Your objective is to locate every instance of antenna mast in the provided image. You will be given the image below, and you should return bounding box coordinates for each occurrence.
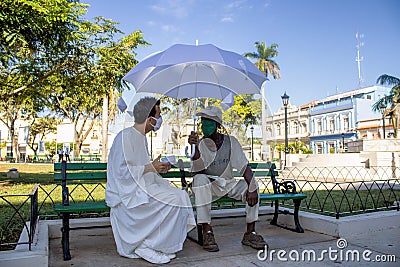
[356,32,364,87]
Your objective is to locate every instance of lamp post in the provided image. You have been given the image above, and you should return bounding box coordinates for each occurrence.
[250,126,254,161]
[295,137,299,153]
[341,133,345,151]
[281,92,290,166]
[379,102,387,139]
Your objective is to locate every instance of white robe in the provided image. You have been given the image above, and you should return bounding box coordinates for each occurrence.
[106,127,196,258]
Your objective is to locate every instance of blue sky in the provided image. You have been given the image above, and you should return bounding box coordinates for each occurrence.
[83,0,399,113]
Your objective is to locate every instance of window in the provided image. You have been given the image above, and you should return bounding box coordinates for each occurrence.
[329,118,335,133]
[317,120,322,135]
[343,117,349,131]
[276,124,281,136]
[294,122,299,134]
[317,144,322,154]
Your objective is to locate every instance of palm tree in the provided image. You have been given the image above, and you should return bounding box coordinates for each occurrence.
[243,41,280,80]
[244,41,281,160]
[372,74,400,138]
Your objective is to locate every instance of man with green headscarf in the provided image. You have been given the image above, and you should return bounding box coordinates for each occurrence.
[188,106,267,252]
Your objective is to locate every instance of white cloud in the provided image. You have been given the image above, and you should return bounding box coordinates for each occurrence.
[147,21,156,27]
[221,16,234,23]
[161,24,178,33]
[150,0,193,19]
[227,0,245,9]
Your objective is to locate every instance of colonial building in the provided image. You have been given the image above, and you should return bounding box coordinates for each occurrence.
[265,102,310,159]
[309,85,390,154]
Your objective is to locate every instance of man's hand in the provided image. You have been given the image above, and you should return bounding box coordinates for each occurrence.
[188,131,199,145]
[152,155,171,174]
[246,190,258,207]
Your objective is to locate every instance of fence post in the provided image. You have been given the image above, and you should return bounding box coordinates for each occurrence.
[29,184,39,250]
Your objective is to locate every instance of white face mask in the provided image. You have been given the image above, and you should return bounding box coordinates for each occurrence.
[150,116,163,131]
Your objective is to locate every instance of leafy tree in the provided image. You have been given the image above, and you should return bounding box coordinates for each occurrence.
[45,140,56,157]
[372,74,400,138]
[92,24,149,160]
[0,93,44,159]
[218,95,261,143]
[160,97,194,151]
[0,0,87,99]
[44,17,148,157]
[0,0,87,158]
[27,117,58,157]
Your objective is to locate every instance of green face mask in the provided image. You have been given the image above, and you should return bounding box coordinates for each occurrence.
[201,119,217,137]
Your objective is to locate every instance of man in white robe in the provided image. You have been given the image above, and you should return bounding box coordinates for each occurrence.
[106,97,196,264]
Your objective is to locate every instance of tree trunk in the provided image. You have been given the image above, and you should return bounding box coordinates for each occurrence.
[392,103,399,138]
[101,95,109,162]
[10,120,18,160]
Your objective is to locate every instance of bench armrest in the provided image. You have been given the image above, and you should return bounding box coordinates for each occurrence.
[267,161,298,194]
[275,180,297,194]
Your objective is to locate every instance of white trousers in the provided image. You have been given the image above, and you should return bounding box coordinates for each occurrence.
[192,174,259,224]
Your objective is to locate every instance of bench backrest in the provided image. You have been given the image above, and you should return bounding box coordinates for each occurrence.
[53,161,278,182]
[54,162,107,181]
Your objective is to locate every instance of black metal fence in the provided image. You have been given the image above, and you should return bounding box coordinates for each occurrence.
[1,166,399,250]
[0,184,39,251]
[257,166,400,218]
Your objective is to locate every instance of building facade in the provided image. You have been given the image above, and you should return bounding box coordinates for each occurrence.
[309,85,391,154]
[265,102,310,159]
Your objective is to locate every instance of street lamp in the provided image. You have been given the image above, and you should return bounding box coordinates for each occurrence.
[341,133,345,151]
[295,137,299,153]
[379,102,387,139]
[250,126,254,161]
[281,92,290,166]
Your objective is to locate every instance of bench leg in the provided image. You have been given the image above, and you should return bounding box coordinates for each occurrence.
[61,213,72,260]
[293,199,304,233]
[270,200,279,226]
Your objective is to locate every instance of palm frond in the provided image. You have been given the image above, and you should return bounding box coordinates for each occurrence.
[372,95,393,112]
[376,74,400,86]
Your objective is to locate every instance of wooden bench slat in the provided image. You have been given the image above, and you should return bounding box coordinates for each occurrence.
[54,172,107,180]
[54,201,109,213]
[54,162,107,171]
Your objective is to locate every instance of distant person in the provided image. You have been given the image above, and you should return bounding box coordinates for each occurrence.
[57,148,64,162]
[64,147,71,162]
[188,106,268,252]
[106,97,195,264]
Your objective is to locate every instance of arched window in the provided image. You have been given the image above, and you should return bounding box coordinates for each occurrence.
[294,121,299,134]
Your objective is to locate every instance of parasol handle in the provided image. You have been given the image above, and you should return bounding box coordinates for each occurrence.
[185,144,196,158]
[185,97,197,158]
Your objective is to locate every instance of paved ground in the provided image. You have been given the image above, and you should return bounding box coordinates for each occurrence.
[49,215,399,267]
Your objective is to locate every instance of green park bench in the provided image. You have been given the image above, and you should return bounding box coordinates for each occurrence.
[53,160,306,260]
[53,161,109,261]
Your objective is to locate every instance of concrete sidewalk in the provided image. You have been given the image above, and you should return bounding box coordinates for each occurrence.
[48,214,399,267]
